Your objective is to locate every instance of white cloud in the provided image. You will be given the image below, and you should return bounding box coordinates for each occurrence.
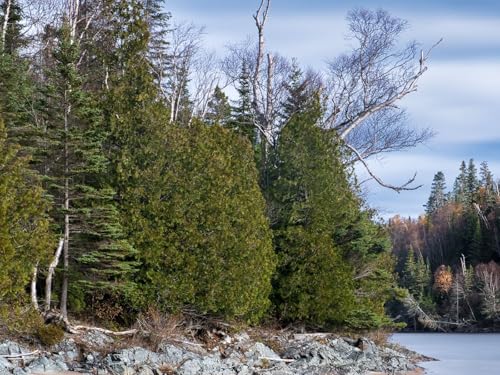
[168,4,500,218]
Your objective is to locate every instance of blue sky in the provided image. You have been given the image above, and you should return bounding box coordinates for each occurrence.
[167,0,500,219]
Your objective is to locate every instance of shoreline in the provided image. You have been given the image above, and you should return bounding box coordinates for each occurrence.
[0,329,423,375]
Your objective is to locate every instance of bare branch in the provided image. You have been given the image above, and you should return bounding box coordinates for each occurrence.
[345,142,422,192]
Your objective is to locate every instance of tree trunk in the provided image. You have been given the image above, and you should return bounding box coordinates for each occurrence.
[60,90,71,321]
[0,0,11,52]
[45,238,64,311]
[31,263,39,310]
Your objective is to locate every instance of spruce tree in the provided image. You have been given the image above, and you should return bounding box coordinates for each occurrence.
[37,21,138,319]
[230,62,255,143]
[425,171,447,215]
[453,160,467,204]
[466,158,479,204]
[281,60,310,120]
[0,0,33,137]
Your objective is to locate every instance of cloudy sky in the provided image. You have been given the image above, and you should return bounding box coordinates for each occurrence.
[167,0,500,219]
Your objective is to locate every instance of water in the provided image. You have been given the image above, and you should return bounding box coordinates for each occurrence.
[392,333,500,375]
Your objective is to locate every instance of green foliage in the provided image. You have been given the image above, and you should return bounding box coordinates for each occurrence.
[0,306,44,338]
[426,171,447,215]
[135,123,276,322]
[345,308,403,330]
[36,324,65,347]
[207,86,232,125]
[0,116,52,305]
[401,247,431,301]
[271,99,357,325]
[229,62,255,143]
[38,22,139,312]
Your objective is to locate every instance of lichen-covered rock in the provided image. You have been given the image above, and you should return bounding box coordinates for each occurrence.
[0,333,418,375]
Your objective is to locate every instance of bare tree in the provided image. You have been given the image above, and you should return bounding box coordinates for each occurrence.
[153,22,204,124]
[190,50,222,123]
[476,261,500,320]
[323,9,440,191]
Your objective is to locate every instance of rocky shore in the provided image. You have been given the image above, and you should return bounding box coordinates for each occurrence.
[0,330,426,375]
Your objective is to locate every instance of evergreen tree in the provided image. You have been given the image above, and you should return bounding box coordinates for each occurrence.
[136,123,276,322]
[281,60,310,120]
[37,21,138,319]
[0,0,33,136]
[0,0,26,54]
[143,0,170,89]
[466,158,479,204]
[0,115,52,307]
[479,161,496,207]
[271,97,356,325]
[425,171,447,215]
[206,85,231,126]
[230,62,255,143]
[453,160,467,204]
[401,247,430,301]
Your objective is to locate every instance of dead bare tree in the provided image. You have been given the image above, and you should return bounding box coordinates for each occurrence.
[190,50,222,123]
[323,9,440,191]
[154,22,204,124]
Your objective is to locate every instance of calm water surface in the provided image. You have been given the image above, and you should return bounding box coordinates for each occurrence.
[392,333,500,375]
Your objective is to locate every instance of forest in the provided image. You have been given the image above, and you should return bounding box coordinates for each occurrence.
[0,0,474,340]
[390,160,500,330]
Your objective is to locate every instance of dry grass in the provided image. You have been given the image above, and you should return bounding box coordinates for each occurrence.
[133,307,185,351]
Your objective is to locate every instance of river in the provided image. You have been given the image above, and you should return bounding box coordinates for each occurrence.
[392,333,500,374]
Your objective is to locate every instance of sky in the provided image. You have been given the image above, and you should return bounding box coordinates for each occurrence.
[167,0,500,219]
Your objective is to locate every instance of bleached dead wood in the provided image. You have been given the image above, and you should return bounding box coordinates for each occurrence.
[31,262,39,310]
[44,238,64,311]
[0,350,40,359]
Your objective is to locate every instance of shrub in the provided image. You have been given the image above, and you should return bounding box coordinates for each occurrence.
[36,324,65,346]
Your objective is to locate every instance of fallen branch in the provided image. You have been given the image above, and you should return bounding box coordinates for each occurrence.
[259,356,295,363]
[0,350,40,359]
[69,325,138,336]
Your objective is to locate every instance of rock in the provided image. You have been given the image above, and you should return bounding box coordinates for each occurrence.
[12,368,28,375]
[244,342,281,368]
[0,357,13,370]
[137,365,154,375]
[52,338,79,361]
[26,355,69,373]
[0,341,31,356]
[78,330,114,349]
[177,355,235,375]
[0,332,418,375]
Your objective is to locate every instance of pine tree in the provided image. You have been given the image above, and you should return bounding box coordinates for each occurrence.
[271,97,356,325]
[479,161,496,207]
[425,171,447,215]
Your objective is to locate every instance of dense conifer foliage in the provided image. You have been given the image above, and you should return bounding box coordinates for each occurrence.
[135,123,275,322]
[0,0,411,331]
[0,117,52,306]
